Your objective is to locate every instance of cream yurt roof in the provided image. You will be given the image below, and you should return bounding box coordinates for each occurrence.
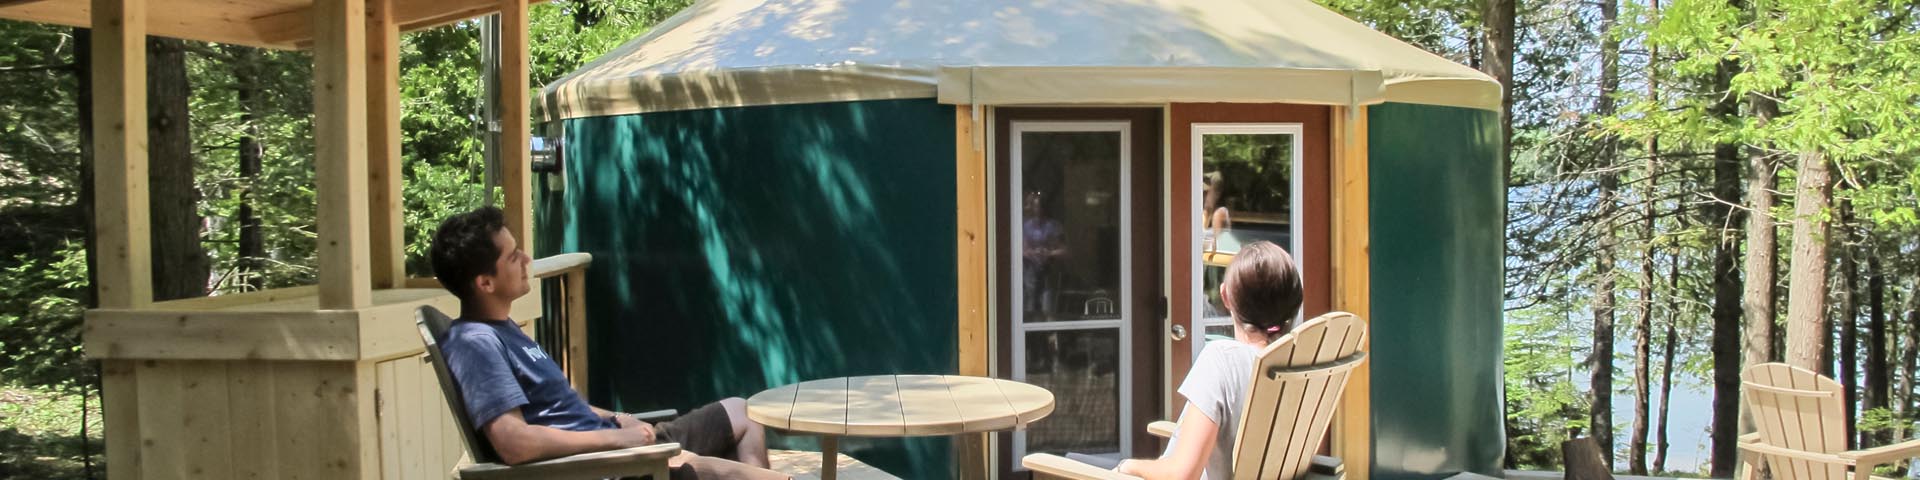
[539,0,1500,121]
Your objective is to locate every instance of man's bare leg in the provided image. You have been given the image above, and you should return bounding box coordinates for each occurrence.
[720,397,770,468]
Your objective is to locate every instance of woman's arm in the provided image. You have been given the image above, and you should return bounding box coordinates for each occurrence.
[1116,403,1218,480]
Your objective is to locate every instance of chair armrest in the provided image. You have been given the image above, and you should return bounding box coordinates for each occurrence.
[1022,453,1140,480]
[1307,455,1347,480]
[457,443,682,480]
[1146,421,1178,439]
[1739,433,1761,444]
[631,409,679,422]
[1311,455,1344,475]
[1840,438,1920,469]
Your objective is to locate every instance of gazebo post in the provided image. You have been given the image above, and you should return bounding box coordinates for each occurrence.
[953,104,991,478]
[366,0,405,290]
[90,2,151,478]
[90,0,152,312]
[1331,105,1372,480]
[498,0,532,253]
[314,0,372,310]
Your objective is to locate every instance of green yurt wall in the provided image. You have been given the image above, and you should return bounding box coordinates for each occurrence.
[536,98,959,478]
[1366,102,1507,480]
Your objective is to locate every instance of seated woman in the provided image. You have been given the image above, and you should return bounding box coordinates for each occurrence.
[1075,240,1303,480]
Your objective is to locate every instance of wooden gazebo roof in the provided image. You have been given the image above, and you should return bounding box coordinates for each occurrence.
[0,0,543,49]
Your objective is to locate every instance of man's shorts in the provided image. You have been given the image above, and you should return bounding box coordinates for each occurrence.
[655,401,736,458]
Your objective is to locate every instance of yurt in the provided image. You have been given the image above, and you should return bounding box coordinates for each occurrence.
[535,0,1506,478]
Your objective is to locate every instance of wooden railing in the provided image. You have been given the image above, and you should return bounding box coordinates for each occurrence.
[531,252,593,397]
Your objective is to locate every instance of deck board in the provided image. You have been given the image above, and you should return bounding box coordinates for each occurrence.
[769,449,899,480]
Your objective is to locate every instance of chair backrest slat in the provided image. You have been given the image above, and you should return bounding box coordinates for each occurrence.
[1740,363,1848,480]
[1232,312,1368,480]
[417,305,500,464]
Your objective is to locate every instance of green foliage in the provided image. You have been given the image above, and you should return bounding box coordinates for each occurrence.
[1504,300,1590,469]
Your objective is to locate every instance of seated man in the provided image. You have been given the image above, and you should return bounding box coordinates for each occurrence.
[430,206,774,475]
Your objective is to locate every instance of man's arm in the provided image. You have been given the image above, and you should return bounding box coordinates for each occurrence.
[484,409,656,465]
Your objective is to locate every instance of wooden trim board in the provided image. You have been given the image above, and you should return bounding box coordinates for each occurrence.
[1329,105,1371,480]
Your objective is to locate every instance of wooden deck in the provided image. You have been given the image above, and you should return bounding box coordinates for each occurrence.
[769,449,900,480]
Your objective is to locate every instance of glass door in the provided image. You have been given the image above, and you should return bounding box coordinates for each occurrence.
[1191,124,1304,351]
[1010,121,1134,462]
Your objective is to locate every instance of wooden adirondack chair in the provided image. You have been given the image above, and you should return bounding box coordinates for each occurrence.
[1023,312,1368,480]
[1739,363,1920,480]
[417,305,682,480]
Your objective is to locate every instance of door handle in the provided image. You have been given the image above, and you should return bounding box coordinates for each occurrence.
[1170,324,1188,341]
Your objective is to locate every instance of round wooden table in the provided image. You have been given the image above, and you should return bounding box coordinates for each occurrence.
[746,375,1054,480]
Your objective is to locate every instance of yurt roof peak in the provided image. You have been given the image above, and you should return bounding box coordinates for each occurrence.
[539,0,1500,121]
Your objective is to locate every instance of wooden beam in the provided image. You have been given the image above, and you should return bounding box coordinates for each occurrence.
[84,309,361,361]
[313,0,372,309]
[953,105,991,480]
[91,0,152,310]
[1330,105,1371,480]
[1,1,300,49]
[147,285,319,311]
[499,0,533,252]
[366,0,405,289]
[255,0,551,52]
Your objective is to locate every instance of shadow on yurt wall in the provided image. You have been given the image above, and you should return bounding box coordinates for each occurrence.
[1368,102,1506,480]
[536,98,959,478]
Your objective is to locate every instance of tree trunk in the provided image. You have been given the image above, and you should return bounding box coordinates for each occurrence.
[1591,0,1622,468]
[228,46,265,291]
[146,37,207,302]
[1899,282,1918,437]
[1784,150,1834,374]
[75,27,97,309]
[1629,127,1659,477]
[1839,208,1859,449]
[1741,92,1781,442]
[1866,252,1888,446]
[1707,8,1748,473]
[1482,0,1515,183]
[1903,288,1920,435]
[1655,258,1680,474]
[73,27,100,480]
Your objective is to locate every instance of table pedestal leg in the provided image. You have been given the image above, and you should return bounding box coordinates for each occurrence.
[821,435,839,480]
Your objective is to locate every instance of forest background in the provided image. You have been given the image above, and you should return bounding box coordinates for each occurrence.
[2,0,1918,477]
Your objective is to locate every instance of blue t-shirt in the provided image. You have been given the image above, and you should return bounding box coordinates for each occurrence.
[441,318,614,433]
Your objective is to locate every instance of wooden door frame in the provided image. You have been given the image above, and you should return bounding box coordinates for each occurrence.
[992,107,1164,478]
[1167,103,1334,410]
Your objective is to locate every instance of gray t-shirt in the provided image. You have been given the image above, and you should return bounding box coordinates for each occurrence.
[1165,340,1259,480]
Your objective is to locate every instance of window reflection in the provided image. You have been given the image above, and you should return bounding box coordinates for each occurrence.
[1198,132,1296,340]
[1021,131,1122,323]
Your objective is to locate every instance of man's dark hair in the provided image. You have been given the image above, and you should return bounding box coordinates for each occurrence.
[431,206,508,301]
[1225,241,1305,337]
